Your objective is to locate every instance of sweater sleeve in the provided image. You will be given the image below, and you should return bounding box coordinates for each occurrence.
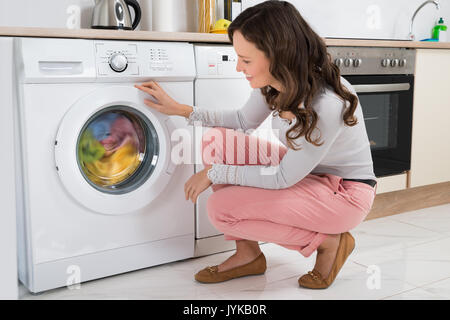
[186,88,272,131]
[206,95,345,189]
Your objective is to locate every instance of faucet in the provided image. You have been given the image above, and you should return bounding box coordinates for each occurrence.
[408,0,440,40]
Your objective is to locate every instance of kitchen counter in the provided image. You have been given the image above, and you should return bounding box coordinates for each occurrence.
[1,26,450,49]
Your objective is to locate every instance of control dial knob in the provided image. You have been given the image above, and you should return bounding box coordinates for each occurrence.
[334,58,344,67]
[344,58,353,67]
[109,52,128,72]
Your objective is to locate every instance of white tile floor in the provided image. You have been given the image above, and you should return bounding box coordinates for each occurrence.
[19,203,450,300]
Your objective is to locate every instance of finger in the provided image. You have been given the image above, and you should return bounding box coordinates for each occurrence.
[140,80,160,86]
[143,99,161,111]
[187,186,193,201]
[140,81,161,89]
[188,187,195,203]
[192,192,198,204]
[134,84,157,96]
[138,80,156,87]
[135,83,150,91]
[185,187,190,201]
[153,81,162,89]
[134,85,156,98]
[184,184,190,200]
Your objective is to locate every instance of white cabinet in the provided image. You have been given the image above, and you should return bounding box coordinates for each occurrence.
[0,38,18,299]
[375,173,408,194]
[410,49,450,188]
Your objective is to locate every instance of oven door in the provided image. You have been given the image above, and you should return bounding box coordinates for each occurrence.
[343,74,414,177]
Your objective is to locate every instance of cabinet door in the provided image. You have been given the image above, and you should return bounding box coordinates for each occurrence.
[410,49,450,187]
[0,37,18,299]
[376,173,407,194]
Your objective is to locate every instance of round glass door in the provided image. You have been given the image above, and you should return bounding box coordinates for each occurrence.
[76,106,159,194]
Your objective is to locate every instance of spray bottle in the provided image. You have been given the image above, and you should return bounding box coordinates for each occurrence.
[432,17,447,42]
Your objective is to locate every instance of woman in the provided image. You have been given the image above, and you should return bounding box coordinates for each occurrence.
[135,1,376,289]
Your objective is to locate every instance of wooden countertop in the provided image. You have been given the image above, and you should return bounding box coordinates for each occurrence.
[1,26,450,49]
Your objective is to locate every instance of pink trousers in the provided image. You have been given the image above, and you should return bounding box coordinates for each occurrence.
[201,127,377,258]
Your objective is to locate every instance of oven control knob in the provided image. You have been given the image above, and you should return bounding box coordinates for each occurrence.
[109,52,128,72]
[381,58,391,67]
[344,58,353,67]
[391,59,399,67]
[353,58,362,67]
[334,58,344,67]
[399,59,407,67]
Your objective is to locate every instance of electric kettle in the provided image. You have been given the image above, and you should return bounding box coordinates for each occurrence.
[91,0,141,30]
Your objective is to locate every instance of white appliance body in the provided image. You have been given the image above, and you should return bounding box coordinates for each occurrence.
[0,37,19,299]
[14,38,196,293]
[193,45,279,257]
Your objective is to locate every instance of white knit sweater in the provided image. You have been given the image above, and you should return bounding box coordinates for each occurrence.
[186,76,376,189]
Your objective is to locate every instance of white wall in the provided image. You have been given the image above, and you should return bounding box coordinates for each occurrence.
[0,0,154,31]
[1,0,448,40]
[244,0,450,41]
[0,37,18,300]
[0,0,96,29]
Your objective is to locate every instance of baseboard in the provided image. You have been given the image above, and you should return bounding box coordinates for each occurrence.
[365,181,450,221]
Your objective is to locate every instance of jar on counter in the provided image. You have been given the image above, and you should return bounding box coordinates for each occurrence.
[198,0,216,33]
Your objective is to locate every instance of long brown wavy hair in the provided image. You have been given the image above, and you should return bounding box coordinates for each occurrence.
[228,1,359,150]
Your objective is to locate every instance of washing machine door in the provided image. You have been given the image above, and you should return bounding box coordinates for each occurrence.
[55,86,176,215]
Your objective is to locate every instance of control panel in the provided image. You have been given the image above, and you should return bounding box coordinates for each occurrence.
[207,52,237,75]
[149,47,173,72]
[94,40,195,80]
[327,46,416,75]
[194,45,243,78]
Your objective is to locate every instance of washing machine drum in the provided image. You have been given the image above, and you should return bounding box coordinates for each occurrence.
[77,106,158,194]
[55,86,174,215]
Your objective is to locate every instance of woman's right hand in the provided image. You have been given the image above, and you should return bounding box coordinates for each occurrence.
[135,81,190,117]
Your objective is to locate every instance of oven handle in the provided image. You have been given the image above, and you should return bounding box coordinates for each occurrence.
[353,83,410,93]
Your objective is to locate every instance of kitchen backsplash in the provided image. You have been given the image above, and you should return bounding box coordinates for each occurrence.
[0,0,448,41]
[243,0,450,41]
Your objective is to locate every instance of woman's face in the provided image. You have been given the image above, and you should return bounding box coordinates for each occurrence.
[233,30,282,91]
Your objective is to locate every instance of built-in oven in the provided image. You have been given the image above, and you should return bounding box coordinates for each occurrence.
[328,46,416,177]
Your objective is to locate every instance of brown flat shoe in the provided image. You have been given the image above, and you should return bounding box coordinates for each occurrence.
[194,253,267,283]
[298,232,355,289]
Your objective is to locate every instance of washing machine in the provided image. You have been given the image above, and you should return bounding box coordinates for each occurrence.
[13,38,196,293]
[193,45,280,257]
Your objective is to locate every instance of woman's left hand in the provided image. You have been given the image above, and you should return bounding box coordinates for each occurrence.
[184,165,213,204]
